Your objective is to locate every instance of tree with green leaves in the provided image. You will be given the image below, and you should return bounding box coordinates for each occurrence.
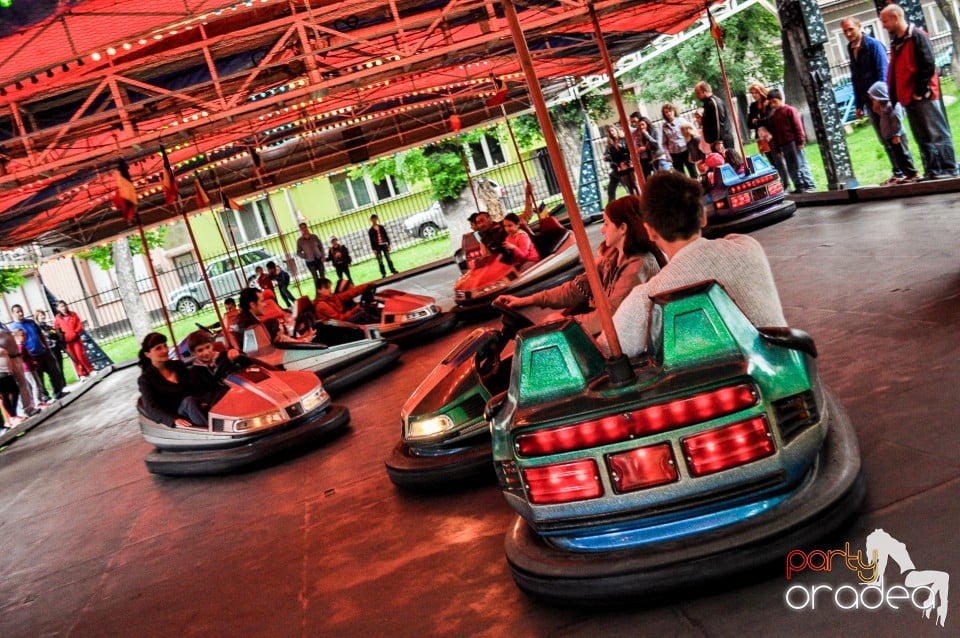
[0,268,25,295]
[78,227,167,342]
[625,5,783,112]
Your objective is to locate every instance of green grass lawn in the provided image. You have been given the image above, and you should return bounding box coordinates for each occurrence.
[85,233,456,370]
[801,78,960,188]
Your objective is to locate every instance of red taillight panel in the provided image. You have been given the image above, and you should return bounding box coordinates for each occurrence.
[730,173,776,194]
[682,416,775,476]
[607,444,678,493]
[523,459,602,504]
[730,192,752,208]
[515,384,757,457]
[768,180,784,195]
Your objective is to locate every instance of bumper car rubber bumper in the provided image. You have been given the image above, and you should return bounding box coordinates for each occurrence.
[704,200,797,238]
[503,389,865,604]
[144,404,351,476]
[453,264,585,319]
[380,311,458,346]
[320,343,401,395]
[384,440,494,489]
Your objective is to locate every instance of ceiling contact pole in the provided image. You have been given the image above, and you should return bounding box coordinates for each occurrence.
[134,213,178,355]
[587,2,645,190]
[180,210,225,331]
[261,194,302,298]
[501,0,631,382]
[500,104,531,186]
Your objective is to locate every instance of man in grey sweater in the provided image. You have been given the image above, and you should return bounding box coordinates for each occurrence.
[607,172,787,358]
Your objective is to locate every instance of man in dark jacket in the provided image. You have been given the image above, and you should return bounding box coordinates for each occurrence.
[327,237,353,283]
[10,304,66,401]
[843,16,904,184]
[267,261,295,307]
[368,214,399,277]
[695,81,734,152]
[881,4,957,179]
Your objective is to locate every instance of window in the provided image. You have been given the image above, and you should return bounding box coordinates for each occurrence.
[924,5,948,35]
[466,133,506,171]
[332,174,408,212]
[218,199,277,244]
[373,174,408,200]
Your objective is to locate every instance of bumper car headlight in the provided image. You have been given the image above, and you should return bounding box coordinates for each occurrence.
[405,414,455,440]
[402,307,433,321]
[478,280,508,295]
[229,410,286,433]
[301,387,330,413]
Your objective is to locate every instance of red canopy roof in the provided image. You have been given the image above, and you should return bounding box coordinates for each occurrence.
[0,0,706,248]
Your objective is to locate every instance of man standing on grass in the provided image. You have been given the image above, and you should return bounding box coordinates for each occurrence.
[881,4,957,180]
[843,16,912,185]
[368,215,399,278]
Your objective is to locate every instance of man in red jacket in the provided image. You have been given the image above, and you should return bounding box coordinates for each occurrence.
[54,301,94,378]
[767,89,816,193]
[881,4,957,179]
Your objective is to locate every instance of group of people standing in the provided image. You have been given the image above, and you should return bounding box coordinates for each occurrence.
[606,2,958,199]
[294,214,401,295]
[0,301,95,431]
[843,6,956,183]
[604,80,775,201]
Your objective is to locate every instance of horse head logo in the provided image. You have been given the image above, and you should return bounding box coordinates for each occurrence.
[865,528,949,627]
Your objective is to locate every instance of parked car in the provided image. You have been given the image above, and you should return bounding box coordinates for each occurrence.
[402,202,448,239]
[168,248,279,316]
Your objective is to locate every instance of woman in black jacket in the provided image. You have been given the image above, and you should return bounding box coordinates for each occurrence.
[137,332,207,427]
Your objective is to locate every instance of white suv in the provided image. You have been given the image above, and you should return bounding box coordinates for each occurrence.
[168,248,279,315]
[402,202,448,239]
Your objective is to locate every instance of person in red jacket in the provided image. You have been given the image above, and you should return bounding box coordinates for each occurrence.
[766,89,816,193]
[881,3,957,180]
[313,279,378,324]
[53,301,94,378]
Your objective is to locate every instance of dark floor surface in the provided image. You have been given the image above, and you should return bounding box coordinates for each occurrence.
[1,194,957,637]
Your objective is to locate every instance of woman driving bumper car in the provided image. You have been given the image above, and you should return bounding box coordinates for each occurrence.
[498,195,665,334]
[137,332,208,428]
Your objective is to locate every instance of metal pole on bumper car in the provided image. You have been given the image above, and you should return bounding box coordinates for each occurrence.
[196,170,245,291]
[586,3,645,191]
[261,194,303,299]
[179,210,226,332]
[133,212,178,355]
[706,7,747,163]
[501,0,631,381]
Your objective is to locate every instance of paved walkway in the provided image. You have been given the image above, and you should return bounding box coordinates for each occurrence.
[0,194,957,637]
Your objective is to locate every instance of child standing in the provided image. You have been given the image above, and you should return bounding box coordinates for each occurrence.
[255,266,274,295]
[267,261,295,307]
[327,237,353,283]
[867,81,920,185]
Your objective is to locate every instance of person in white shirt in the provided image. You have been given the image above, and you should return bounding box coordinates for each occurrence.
[606,172,787,357]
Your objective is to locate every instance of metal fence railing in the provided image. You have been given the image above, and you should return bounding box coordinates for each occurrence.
[56,152,581,346]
